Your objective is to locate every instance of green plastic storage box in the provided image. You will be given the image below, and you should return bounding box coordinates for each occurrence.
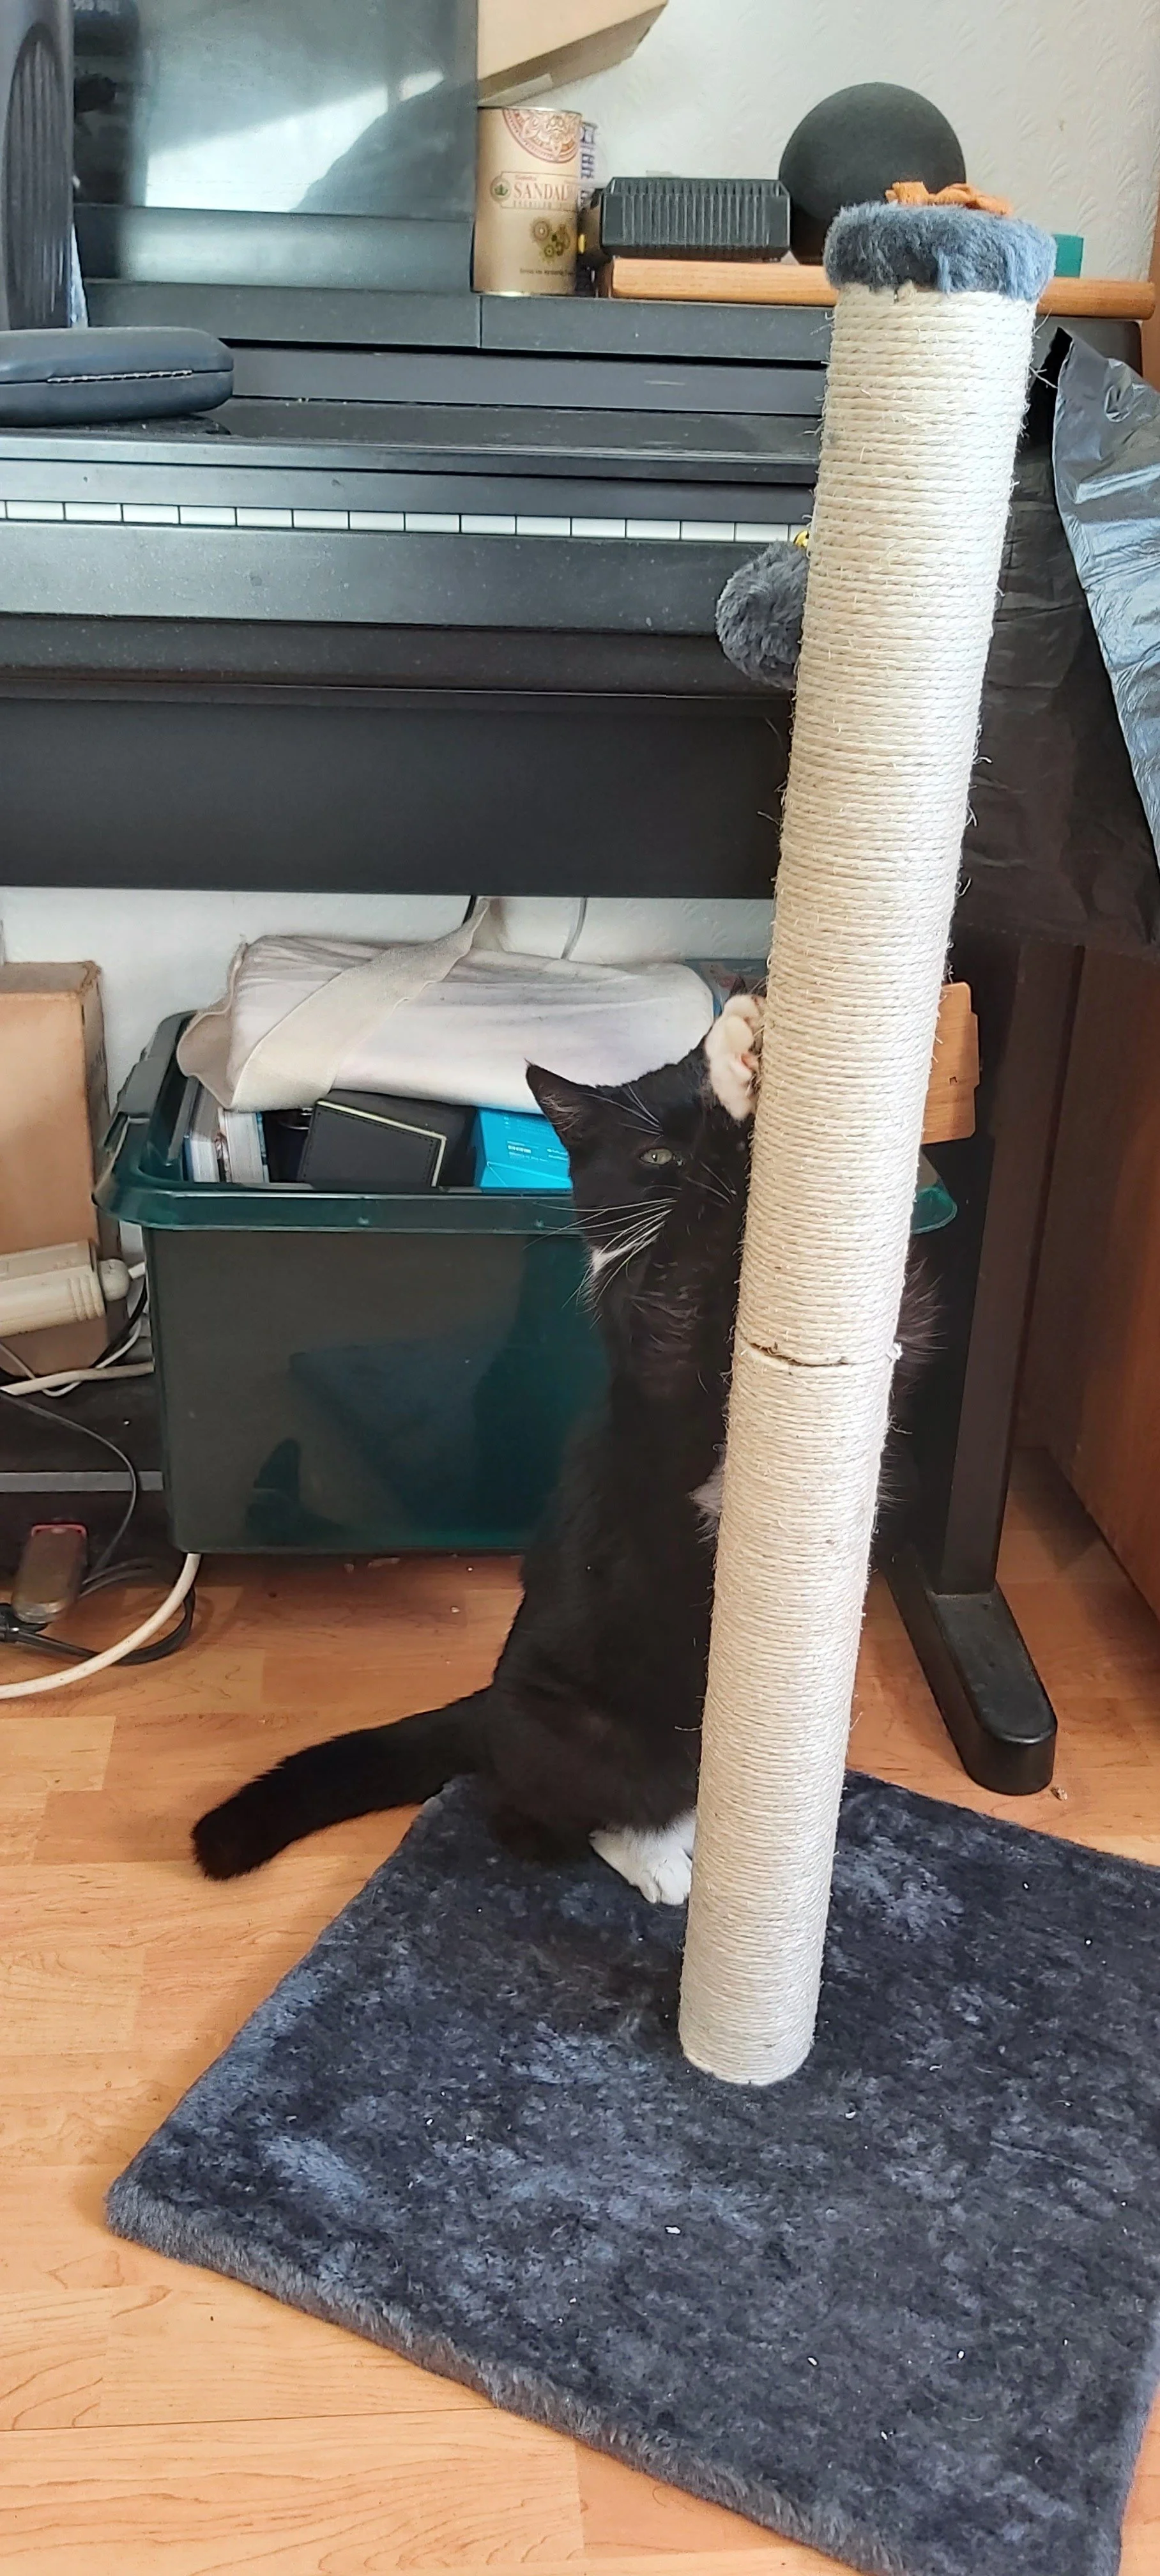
[97,1020,605,1556]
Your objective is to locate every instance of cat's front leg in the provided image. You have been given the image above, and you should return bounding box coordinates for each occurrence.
[591,1810,696,1905]
[704,990,763,1122]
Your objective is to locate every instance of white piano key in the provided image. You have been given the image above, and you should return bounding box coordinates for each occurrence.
[626,518,681,540]
[6,500,65,522]
[349,510,405,531]
[461,514,516,535]
[292,508,349,530]
[123,502,180,525]
[680,520,735,542]
[178,504,237,527]
[404,511,460,532]
[236,505,293,528]
[734,521,791,545]
[515,515,572,537]
[64,502,123,523]
[569,518,627,539]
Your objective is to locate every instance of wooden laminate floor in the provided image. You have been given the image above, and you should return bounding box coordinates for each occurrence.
[1,1449,1158,2573]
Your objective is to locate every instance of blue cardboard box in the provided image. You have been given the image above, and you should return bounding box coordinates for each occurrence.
[474,1107,572,1191]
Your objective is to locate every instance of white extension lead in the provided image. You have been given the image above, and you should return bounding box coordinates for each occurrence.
[0,1241,133,1338]
[2,1363,155,1397]
[0,1553,201,1699]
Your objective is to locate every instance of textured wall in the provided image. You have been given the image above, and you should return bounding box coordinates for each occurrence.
[558,0,1160,278]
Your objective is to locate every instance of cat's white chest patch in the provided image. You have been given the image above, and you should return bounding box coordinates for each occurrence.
[691,1460,724,1524]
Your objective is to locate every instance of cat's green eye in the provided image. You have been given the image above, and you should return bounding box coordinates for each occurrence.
[639,1144,678,1169]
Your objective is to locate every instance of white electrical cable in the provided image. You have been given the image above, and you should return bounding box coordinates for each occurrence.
[0,1552,201,1699]
[2,1362,154,1398]
[1,1284,151,1400]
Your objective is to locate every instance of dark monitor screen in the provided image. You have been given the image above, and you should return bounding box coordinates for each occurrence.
[74,0,477,222]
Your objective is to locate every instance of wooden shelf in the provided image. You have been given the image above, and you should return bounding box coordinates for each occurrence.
[600,257,1156,321]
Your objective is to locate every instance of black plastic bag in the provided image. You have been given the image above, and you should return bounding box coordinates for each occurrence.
[959,342,1159,954]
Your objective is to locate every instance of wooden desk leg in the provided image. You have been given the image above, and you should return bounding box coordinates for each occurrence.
[887,935,1082,1792]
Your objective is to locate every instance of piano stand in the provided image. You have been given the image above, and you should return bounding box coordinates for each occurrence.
[886,1558,1057,1795]
[887,936,1081,1794]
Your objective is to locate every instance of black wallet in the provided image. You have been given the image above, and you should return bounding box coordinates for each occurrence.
[0,327,234,425]
[299,1092,474,1193]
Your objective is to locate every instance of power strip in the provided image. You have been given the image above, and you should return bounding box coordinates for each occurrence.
[0,1241,130,1338]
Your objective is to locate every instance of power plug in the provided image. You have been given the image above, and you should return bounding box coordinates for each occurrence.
[0,1242,129,1338]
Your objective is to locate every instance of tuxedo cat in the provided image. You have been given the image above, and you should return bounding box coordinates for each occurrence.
[193,997,931,1906]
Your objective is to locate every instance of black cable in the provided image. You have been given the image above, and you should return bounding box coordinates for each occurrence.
[0,1388,140,1579]
[0,1287,167,1637]
[89,1279,149,1374]
[0,1586,196,1667]
[81,1556,174,1598]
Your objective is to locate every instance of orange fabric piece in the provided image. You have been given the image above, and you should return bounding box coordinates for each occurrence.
[886,180,1014,218]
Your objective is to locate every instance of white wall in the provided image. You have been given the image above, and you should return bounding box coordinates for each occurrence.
[0,890,460,1096]
[558,0,1160,277]
[7,0,1157,1057]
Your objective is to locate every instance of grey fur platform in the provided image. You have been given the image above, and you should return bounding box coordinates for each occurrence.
[825,201,1056,300]
[108,1775,1160,2576]
[716,539,807,686]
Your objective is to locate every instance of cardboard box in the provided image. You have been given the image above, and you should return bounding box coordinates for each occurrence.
[0,962,118,1372]
[923,981,979,1146]
[478,0,666,104]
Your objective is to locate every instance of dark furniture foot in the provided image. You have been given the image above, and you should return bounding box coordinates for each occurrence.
[890,936,1081,1793]
[886,1544,1057,1793]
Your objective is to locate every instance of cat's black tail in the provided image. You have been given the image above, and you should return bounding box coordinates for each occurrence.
[191,1691,491,1881]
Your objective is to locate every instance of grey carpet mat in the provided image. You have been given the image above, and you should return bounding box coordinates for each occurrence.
[107,1777,1160,2576]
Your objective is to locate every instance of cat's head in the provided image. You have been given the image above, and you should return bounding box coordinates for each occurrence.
[526,1048,706,1287]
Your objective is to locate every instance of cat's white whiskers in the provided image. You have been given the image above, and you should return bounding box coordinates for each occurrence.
[618,1084,662,1133]
[587,1210,666,1294]
[585,1202,668,1230]
[591,1222,664,1275]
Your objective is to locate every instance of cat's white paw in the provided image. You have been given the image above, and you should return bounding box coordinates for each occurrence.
[705,992,763,1122]
[591,1813,696,1905]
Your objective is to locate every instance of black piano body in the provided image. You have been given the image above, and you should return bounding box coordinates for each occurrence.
[0,286,1151,1798]
[0,295,832,896]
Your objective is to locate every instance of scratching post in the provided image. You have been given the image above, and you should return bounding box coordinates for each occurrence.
[680,204,1055,2086]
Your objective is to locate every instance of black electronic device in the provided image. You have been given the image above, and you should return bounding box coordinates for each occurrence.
[0,0,73,327]
[581,176,790,266]
[73,0,478,300]
[299,1091,474,1192]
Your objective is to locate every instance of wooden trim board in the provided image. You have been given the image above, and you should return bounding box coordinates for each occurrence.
[924,981,979,1146]
[1023,950,1160,1620]
[600,257,1155,320]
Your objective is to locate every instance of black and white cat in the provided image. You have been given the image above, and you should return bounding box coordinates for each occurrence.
[193,996,930,1907]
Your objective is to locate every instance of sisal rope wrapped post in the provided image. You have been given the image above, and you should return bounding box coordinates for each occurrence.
[680,204,1055,2087]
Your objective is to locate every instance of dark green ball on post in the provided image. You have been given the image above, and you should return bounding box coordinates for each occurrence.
[779,83,966,263]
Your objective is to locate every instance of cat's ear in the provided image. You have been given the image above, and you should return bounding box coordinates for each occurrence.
[526,1064,599,1146]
